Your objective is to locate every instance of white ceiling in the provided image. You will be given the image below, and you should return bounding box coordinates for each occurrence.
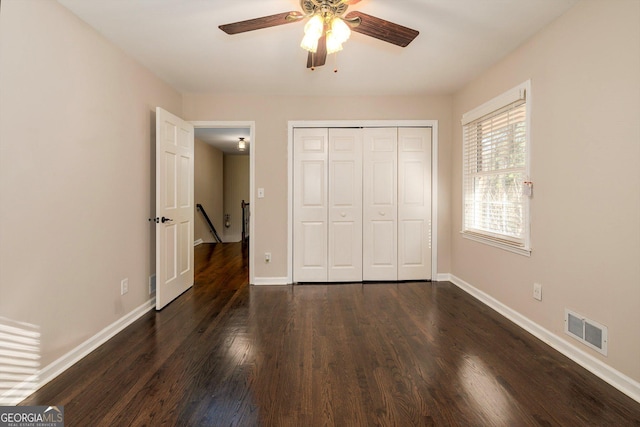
[57,0,578,151]
[194,127,250,154]
[57,0,579,98]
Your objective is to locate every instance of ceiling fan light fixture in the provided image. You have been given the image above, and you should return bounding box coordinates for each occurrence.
[300,32,320,52]
[301,14,324,52]
[330,17,350,44]
[326,31,343,54]
[304,14,324,38]
[237,137,247,152]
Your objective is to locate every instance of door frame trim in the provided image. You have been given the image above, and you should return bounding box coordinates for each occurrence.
[287,120,439,283]
[191,120,256,285]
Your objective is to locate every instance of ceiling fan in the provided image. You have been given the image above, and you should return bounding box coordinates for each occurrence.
[219,0,419,70]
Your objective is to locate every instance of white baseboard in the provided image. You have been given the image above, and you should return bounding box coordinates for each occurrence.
[252,277,289,286]
[1,298,156,405]
[448,274,640,403]
[436,273,452,282]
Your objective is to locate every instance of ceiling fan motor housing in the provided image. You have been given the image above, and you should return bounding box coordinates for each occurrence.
[302,0,349,19]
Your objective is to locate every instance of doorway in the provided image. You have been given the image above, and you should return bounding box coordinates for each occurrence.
[192,121,255,284]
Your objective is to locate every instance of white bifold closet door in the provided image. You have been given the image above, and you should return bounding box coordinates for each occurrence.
[294,126,431,283]
[362,127,432,281]
[397,127,432,280]
[327,128,363,281]
[293,128,328,282]
[293,128,362,282]
[363,128,398,280]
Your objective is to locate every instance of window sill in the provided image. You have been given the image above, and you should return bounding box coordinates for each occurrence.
[461,231,531,257]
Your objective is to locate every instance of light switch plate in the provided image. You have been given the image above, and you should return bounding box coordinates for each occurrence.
[533,283,542,301]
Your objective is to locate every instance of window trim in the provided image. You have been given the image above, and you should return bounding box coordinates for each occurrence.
[460,80,532,256]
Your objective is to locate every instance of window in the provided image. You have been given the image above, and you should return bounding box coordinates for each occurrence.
[461,81,531,255]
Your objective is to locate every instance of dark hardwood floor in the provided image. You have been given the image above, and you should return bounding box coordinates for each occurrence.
[22,242,640,426]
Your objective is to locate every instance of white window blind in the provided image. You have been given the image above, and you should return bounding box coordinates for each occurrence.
[462,83,530,254]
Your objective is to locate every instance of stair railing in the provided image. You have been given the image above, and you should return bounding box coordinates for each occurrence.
[196,204,223,243]
[241,200,250,242]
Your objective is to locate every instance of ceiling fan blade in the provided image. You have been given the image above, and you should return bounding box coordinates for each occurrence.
[307,34,327,69]
[343,0,361,4]
[345,11,419,47]
[219,11,303,35]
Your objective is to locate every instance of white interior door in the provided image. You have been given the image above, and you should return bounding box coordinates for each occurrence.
[293,128,328,282]
[363,128,398,281]
[398,127,432,280]
[156,107,194,310]
[328,128,363,282]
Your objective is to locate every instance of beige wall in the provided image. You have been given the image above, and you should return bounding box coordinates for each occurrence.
[182,94,453,280]
[451,0,640,382]
[0,1,182,367]
[223,155,250,242]
[194,138,223,243]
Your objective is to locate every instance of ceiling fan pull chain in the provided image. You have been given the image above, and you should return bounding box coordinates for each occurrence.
[334,52,338,73]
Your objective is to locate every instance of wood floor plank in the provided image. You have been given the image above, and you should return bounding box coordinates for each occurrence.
[20,242,640,426]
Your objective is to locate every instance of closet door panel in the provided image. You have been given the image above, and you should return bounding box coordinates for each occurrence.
[372,220,396,265]
[363,128,397,281]
[328,128,362,282]
[398,127,432,280]
[294,128,328,282]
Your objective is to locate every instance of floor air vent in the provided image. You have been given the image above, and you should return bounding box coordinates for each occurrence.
[564,309,608,355]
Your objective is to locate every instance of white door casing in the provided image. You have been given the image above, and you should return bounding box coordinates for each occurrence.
[328,128,363,282]
[156,107,194,310]
[363,128,398,281]
[398,127,432,280]
[293,128,328,282]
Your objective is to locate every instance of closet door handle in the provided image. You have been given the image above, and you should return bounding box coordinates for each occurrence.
[379,211,386,216]
[340,212,347,217]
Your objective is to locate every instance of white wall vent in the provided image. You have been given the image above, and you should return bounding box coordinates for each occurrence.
[564,309,608,356]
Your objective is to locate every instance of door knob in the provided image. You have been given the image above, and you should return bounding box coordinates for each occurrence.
[379,211,386,216]
[161,216,173,223]
[340,212,347,217]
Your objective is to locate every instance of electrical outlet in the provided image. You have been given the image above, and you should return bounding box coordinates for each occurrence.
[121,278,129,295]
[265,252,271,263]
[533,283,542,301]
